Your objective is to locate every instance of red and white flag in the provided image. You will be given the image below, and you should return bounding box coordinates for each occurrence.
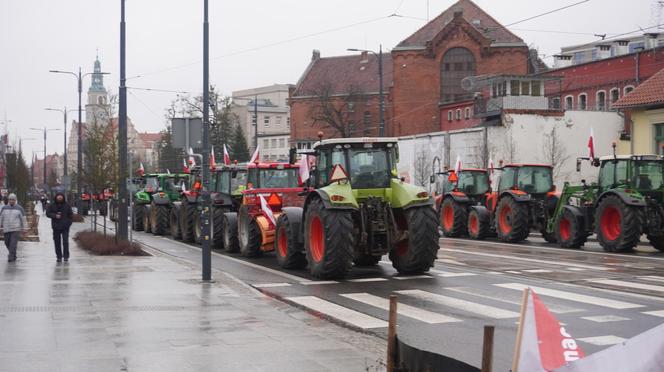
[223,144,231,165]
[180,180,187,192]
[137,162,145,176]
[298,155,310,186]
[188,147,196,166]
[513,288,585,372]
[588,127,596,160]
[209,146,217,169]
[259,195,277,227]
[553,323,664,372]
[249,146,260,163]
[454,155,462,175]
[182,158,190,173]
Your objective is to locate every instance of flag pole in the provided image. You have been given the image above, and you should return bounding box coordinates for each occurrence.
[511,288,529,372]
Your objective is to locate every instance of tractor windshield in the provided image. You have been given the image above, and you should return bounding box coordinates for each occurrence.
[145,177,159,193]
[231,171,247,193]
[260,168,298,188]
[456,171,490,195]
[516,166,552,194]
[348,148,394,189]
[633,161,664,191]
[163,177,181,192]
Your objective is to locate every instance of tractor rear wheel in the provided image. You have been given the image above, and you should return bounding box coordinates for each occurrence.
[390,206,438,274]
[151,204,169,236]
[275,214,306,269]
[595,195,641,252]
[467,209,489,240]
[180,200,196,243]
[143,205,152,234]
[132,204,144,231]
[304,198,354,279]
[211,207,225,249]
[170,205,182,239]
[440,198,468,237]
[239,209,262,257]
[647,234,664,252]
[495,197,529,243]
[556,208,586,248]
[223,212,239,253]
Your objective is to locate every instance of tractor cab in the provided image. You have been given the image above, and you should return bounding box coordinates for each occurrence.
[598,155,664,197]
[211,164,248,208]
[246,162,299,189]
[438,169,490,196]
[497,164,554,195]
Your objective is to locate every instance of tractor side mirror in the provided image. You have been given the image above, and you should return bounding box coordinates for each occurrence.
[288,147,297,165]
[429,175,436,184]
[576,158,582,172]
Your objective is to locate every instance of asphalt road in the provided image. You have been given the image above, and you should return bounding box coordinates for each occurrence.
[92,215,664,372]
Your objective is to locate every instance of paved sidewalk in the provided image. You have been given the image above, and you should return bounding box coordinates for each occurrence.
[0,211,385,372]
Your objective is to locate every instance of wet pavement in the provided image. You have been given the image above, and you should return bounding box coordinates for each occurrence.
[0,211,386,372]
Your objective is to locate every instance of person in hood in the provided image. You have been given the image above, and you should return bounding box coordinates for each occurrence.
[46,193,73,262]
[0,193,28,262]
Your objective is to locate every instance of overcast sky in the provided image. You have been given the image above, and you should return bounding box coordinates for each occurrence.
[0,0,656,159]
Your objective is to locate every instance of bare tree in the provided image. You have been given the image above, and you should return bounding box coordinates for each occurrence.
[413,149,432,187]
[500,125,517,164]
[543,125,570,180]
[308,82,367,138]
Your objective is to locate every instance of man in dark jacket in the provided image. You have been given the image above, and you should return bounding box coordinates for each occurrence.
[46,193,73,262]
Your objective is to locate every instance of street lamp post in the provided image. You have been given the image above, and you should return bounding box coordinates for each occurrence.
[30,127,60,190]
[45,107,77,192]
[347,45,385,136]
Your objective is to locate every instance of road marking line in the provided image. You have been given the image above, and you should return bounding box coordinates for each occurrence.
[639,276,664,283]
[522,269,552,273]
[495,283,644,309]
[435,258,468,266]
[395,289,520,319]
[643,310,664,317]
[505,270,521,274]
[587,279,664,293]
[428,269,476,277]
[300,281,339,286]
[253,283,291,288]
[445,287,583,314]
[581,315,630,323]
[340,293,459,324]
[578,335,625,346]
[438,248,611,271]
[392,275,434,280]
[286,296,387,329]
[566,267,587,271]
[347,278,389,283]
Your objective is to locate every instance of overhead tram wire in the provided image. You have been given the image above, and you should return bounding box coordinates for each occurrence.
[504,0,591,27]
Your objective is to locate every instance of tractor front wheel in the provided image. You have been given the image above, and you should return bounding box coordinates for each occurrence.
[132,204,144,231]
[151,204,169,236]
[495,197,529,243]
[275,214,306,269]
[440,198,468,237]
[389,206,438,274]
[467,209,489,240]
[143,205,152,234]
[180,200,196,243]
[304,199,354,279]
[170,205,182,239]
[211,207,225,249]
[647,234,664,252]
[595,196,641,252]
[556,209,586,248]
[223,212,239,253]
[239,209,262,258]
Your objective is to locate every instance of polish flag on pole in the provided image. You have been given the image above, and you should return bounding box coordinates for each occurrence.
[588,127,596,160]
[188,147,196,166]
[209,146,216,169]
[182,158,190,173]
[249,146,260,163]
[223,144,231,165]
[513,288,585,372]
[454,155,462,175]
[298,155,310,186]
[137,162,145,176]
[259,195,277,228]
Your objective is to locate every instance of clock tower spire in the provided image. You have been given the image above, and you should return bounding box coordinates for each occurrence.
[85,53,109,124]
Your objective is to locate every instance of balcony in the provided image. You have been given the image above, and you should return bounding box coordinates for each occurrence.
[474,95,553,117]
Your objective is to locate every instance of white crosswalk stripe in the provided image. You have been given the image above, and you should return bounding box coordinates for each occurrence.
[340,293,460,324]
[286,296,387,329]
[578,335,626,346]
[639,276,664,283]
[300,281,339,285]
[438,248,611,271]
[392,275,434,280]
[396,289,520,319]
[429,268,477,277]
[588,279,664,293]
[581,315,630,323]
[253,283,291,288]
[347,278,389,283]
[643,310,664,318]
[495,283,644,309]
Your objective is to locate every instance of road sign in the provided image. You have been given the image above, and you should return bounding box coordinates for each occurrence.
[172,118,203,149]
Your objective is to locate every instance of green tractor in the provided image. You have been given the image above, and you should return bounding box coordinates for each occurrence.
[131,173,186,235]
[547,151,664,252]
[275,138,439,279]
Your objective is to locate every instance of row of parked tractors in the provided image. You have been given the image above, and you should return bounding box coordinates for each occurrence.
[435,146,664,253]
[110,137,440,280]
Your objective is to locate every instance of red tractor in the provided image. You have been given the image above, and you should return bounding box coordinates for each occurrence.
[471,164,559,243]
[222,162,305,259]
[434,169,491,238]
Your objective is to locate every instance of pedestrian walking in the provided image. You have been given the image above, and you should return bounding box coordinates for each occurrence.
[46,193,73,262]
[0,194,28,262]
[40,196,48,214]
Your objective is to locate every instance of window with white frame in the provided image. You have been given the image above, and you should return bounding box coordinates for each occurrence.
[447,110,453,121]
[610,88,619,105]
[579,94,587,110]
[565,96,573,110]
[276,116,282,125]
[596,91,606,111]
[464,107,470,119]
[286,117,290,127]
[279,138,285,148]
[455,109,462,120]
[263,139,270,149]
[264,116,270,127]
[271,139,277,148]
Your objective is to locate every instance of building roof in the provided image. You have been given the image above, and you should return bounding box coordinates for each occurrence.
[612,67,664,109]
[396,0,523,49]
[138,132,162,144]
[292,52,393,97]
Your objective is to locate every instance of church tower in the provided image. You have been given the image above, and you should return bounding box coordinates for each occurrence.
[85,54,109,124]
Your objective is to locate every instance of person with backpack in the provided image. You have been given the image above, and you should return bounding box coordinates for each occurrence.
[46,192,73,262]
[0,194,29,262]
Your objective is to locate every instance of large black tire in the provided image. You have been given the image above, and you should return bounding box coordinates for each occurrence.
[495,197,529,243]
[223,212,240,253]
[647,234,664,252]
[440,198,468,237]
[275,213,306,269]
[467,208,489,240]
[170,205,182,239]
[143,205,152,234]
[151,204,169,236]
[132,204,144,231]
[239,208,263,257]
[180,200,196,243]
[541,229,557,243]
[211,207,226,249]
[556,208,587,248]
[304,198,354,279]
[389,206,439,274]
[595,196,641,252]
[353,254,381,267]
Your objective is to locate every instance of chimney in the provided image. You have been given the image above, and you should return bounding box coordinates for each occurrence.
[359,51,369,64]
[553,54,572,68]
[614,40,629,56]
[311,49,320,61]
[645,33,660,49]
[596,44,611,60]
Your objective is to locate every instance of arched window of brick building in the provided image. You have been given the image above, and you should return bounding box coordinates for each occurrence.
[441,48,476,104]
